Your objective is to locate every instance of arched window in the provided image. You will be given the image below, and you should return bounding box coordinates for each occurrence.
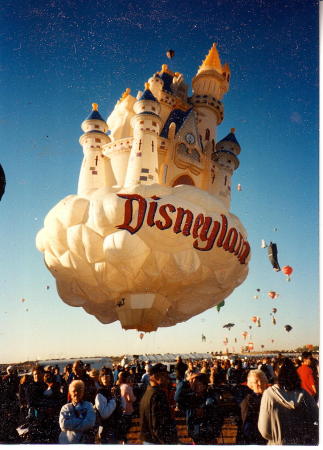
[172,175,195,187]
[205,129,210,140]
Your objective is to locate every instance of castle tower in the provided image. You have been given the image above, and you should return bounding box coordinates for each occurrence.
[209,128,240,209]
[78,103,111,195]
[124,83,162,187]
[191,43,230,149]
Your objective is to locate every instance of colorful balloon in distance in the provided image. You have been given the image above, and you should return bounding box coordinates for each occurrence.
[272,308,277,314]
[223,322,235,330]
[166,49,175,59]
[284,324,292,332]
[267,242,281,271]
[237,184,242,191]
[139,332,144,340]
[261,344,264,349]
[261,239,267,248]
[242,331,248,340]
[268,291,279,299]
[271,316,276,325]
[282,265,293,281]
[249,325,252,330]
[21,298,26,303]
[248,342,254,351]
[36,57,251,332]
[216,301,225,312]
[251,316,257,323]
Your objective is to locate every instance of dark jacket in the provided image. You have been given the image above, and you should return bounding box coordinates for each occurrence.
[175,381,224,444]
[139,385,177,444]
[240,391,267,445]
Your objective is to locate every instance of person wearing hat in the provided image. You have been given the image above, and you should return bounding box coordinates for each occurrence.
[139,363,177,445]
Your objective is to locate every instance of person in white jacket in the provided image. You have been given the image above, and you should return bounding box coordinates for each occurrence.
[58,380,96,444]
[94,367,118,443]
[258,358,318,445]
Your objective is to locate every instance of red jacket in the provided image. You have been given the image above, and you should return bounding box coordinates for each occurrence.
[297,365,316,396]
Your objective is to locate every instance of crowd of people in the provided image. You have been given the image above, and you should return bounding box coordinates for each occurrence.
[0,351,319,445]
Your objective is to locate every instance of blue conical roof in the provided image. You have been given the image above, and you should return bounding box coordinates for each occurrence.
[217,128,240,148]
[138,88,157,102]
[86,109,106,121]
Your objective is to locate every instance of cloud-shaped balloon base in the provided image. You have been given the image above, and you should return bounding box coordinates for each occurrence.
[36,184,250,331]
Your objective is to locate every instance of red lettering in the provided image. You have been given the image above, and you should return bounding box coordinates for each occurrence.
[173,207,194,236]
[147,196,161,227]
[223,227,238,253]
[116,193,147,234]
[238,241,251,264]
[216,214,228,247]
[155,204,176,230]
[192,214,204,238]
[193,217,221,251]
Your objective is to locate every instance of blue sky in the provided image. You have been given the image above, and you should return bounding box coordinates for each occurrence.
[0,0,319,363]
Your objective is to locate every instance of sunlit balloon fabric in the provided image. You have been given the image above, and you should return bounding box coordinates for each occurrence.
[36,44,250,332]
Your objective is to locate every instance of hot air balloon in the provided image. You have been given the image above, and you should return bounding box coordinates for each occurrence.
[284,325,292,332]
[46,285,50,290]
[234,337,237,343]
[261,239,267,248]
[282,265,293,281]
[0,163,6,201]
[166,49,175,59]
[216,301,225,312]
[202,334,206,342]
[267,242,281,271]
[237,184,242,191]
[251,316,257,323]
[21,298,26,303]
[242,331,248,340]
[261,344,264,349]
[268,291,279,300]
[139,332,144,340]
[271,316,276,325]
[271,339,274,343]
[35,63,251,333]
[272,308,277,314]
[248,342,254,351]
[257,317,261,327]
[249,325,252,330]
[223,323,235,330]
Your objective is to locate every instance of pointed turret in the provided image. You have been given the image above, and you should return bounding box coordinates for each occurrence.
[124,83,162,187]
[78,103,111,195]
[197,42,223,74]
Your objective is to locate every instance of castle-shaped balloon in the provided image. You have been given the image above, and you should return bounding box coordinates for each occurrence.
[36,44,250,332]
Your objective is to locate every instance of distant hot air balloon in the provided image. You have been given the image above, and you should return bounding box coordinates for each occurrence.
[46,285,50,290]
[242,331,248,341]
[261,344,265,349]
[272,316,276,325]
[0,163,6,201]
[284,325,292,332]
[282,265,293,281]
[248,342,254,351]
[216,300,225,312]
[139,332,144,340]
[249,325,252,330]
[271,339,274,343]
[306,344,313,350]
[272,308,277,314]
[223,322,235,330]
[261,239,267,248]
[234,337,237,343]
[166,49,175,59]
[202,334,206,342]
[21,298,26,303]
[237,184,242,191]
[257,317,261,327]
[267,242,281,271]
[251,316,257,323]
[268,291,279,299]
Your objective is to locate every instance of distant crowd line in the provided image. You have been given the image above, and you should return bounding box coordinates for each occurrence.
[0,351,319,445]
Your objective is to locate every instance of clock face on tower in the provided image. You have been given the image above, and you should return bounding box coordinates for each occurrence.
[185,133,195,145]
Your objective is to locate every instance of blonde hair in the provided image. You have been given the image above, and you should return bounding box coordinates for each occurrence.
[69,380,85,392]
[247,369,268,384]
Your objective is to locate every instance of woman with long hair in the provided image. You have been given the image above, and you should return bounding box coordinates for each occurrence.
[258,357,318,445]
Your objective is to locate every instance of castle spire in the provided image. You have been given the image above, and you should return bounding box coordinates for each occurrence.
[198,43,222,74]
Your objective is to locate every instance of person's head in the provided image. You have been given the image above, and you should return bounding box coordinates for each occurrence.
[149,364,169,387]
[276,358,301,391]
[301,351,312,365]
[89,368,99,381]
[247,369,268,394]
[176,356,182,363]
[99,367,113,387]
[44,372,55,386]
[6,366,14,375]
[72,360,84,377]
[69,380,85,404]
[32,365,44,383]
[54,366,60,375]
[118,370,130,385]
[190,373,209,394]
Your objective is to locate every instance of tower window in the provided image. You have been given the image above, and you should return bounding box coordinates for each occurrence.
[224,176,227,185]
[140,121,144,124]
[205,129,210,140]
[152,106,156,111]
[94,125,99,129]
[95,138,101,143]
[152,121,157,126]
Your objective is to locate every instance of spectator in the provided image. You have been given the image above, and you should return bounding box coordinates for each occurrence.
[117,371,136,443]
[185,361,198,380]
[175,356,188,383]
[140,363,177,444]
[239,369,268,445]
[67,360,96,403]
[95,368,119,444]
[297,351,317,397]
[258,358,319,445]
[59,380,96,444]
[258,357,274,384]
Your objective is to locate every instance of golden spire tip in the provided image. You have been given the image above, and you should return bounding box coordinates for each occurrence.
[92,103,98,111]
[231,128,236,133]
[144,82,150,90]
